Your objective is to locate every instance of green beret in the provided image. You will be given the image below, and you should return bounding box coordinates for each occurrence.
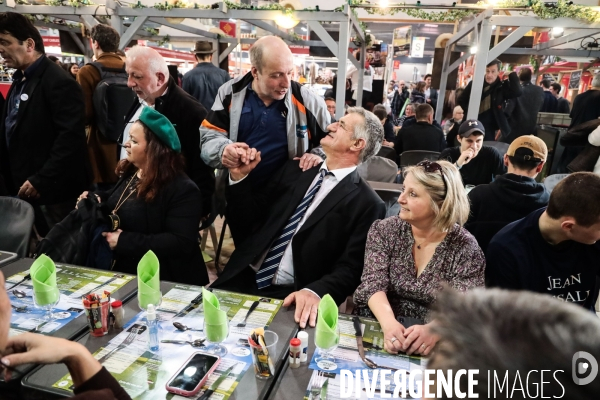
[138,107,181,153]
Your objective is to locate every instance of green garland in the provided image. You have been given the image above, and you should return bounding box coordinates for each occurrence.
[157,34,171,46]
[153,1,209,11]
[38,0,95,6]
[357,1,600,23]
[143,27,159,36]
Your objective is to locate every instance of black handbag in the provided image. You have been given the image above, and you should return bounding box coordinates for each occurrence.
[35,195,110,265]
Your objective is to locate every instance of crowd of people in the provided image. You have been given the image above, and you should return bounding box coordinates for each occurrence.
[0,12,599,397]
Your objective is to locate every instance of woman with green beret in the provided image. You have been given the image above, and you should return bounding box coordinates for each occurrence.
[78,107,208,285]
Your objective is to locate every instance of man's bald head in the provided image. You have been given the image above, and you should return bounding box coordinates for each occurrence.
[250,36,292,74]
[249,36,294,106]
[125,46,169,104]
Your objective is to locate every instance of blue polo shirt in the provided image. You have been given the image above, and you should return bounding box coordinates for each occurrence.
[237,84,288,187]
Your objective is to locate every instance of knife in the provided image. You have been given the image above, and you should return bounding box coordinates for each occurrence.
[352,316,367,360]
[174,293,203,317]
[198,365,234,400]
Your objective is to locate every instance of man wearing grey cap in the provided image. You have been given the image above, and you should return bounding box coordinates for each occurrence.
[182,41,230,110]
[439,119,506,186]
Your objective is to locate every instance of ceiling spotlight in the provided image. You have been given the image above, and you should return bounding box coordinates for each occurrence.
[552,27,564,36]
[470,46,478,54]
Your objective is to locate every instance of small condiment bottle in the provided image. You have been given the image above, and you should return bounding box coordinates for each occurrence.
[289,338,301,369]
[111,300,125,329]
[297,331,309,363]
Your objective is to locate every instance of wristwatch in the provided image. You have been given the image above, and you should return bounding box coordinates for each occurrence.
[455,162,462,170]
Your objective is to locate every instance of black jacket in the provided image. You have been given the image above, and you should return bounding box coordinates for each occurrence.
[401,116,444,132]
[394,121,446,157]
[182,62,230,111]
[212,160,386,305]
[427,87,438,111]
[410,89,425,104]
[99,171,208,286]
[504,81,544,143]
[467,173,549,225]
[0,56,91,204]
[540,91,558,113]
[439,146,506,186]
[125,78,214,215]
[391,88,409,117]
[569,89,600,128]
[458,72,522,141]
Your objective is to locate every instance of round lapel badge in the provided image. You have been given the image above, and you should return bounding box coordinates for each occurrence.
[20,93,29,102]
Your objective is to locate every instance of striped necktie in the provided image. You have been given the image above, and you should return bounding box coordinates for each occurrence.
[256,169,331,289]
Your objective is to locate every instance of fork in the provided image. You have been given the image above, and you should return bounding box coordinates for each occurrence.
[97,327,139,363]
[310,371,325,400]
[236,300,259,327]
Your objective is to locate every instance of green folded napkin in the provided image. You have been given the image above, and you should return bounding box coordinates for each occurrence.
[31,254,60,306]
[202,287,228,342]
[137,250,161,309]
[315,294,339,349]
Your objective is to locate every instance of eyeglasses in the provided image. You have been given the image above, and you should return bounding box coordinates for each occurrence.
[417,160,447,196]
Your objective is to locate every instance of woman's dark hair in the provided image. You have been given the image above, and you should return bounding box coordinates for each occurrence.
[116,121,185,202]
[0,12,45,54]
[62,63,77,79]
[415,81,426,93]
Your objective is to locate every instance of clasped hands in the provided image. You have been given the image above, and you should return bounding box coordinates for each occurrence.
[223,142,322,180]
[382,320,439,356]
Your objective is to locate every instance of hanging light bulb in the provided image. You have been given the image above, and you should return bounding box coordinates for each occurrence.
[380,0,389,7]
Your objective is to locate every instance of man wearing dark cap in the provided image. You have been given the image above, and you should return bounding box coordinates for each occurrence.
[466,135,550,251]
[182,41,230,110]
[439,119,506,186]
[487,172,600,311]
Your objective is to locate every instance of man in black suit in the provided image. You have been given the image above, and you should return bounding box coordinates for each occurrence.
[211,107,386,328]
[122,46,214,217]
[0,13,91,233]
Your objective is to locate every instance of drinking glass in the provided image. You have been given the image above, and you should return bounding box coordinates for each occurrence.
[314,324,340,363]
[203,318,229,357]
[138,291,162,311]
[33,287,60,321]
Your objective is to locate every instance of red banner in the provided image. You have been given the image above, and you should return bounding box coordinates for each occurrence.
[150,47,196,62]
[220,21,236,38]
[42,36,60,47]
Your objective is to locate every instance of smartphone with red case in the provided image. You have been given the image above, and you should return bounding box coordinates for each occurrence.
[165,352,221,397]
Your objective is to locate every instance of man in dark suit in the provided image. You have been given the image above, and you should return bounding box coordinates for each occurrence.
[503,67,544,143]
[394,104,445,158]
[122,46,214,217]
[211,107,386,328]
[0,13,91,233]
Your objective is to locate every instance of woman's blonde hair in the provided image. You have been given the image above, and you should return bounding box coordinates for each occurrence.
[403,160,470,231]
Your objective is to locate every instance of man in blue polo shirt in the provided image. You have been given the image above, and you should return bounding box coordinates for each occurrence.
[200,36,331,189]
[487,172,600,310]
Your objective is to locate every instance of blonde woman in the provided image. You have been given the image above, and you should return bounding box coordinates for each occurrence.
[354,160,485,356]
